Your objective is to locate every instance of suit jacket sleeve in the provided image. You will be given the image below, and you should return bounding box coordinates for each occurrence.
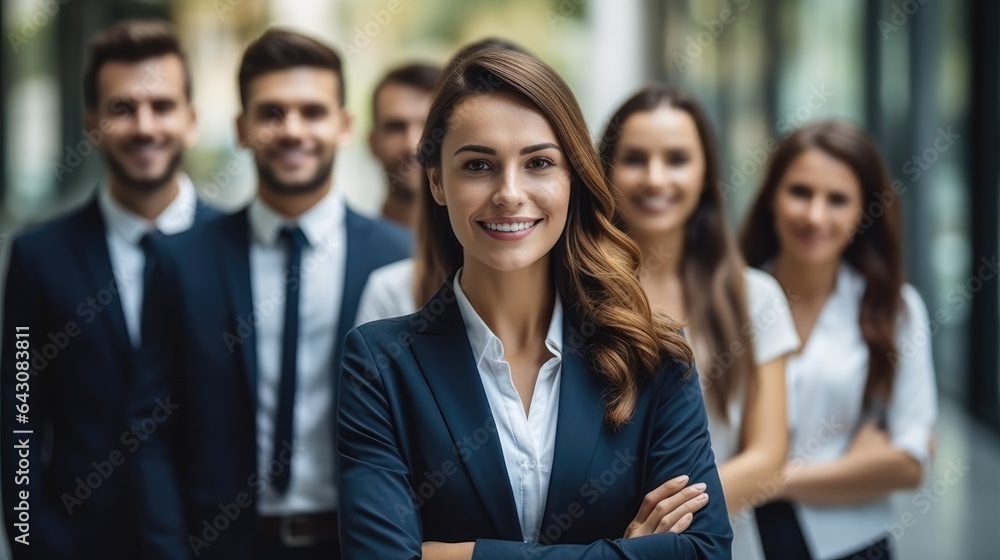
[471,364,734,560]
[1,238,54,555]
[337,328,424,560]
[128,241,192,560]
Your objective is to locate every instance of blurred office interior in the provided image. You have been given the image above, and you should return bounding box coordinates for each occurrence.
[1,0,998,558]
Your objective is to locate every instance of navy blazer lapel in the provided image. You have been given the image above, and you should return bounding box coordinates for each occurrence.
[542,312,606,524]
[193,199,221,224]
[218,209,258,406]
[334,209,368,370]
[409,280,522,541]
[76,196,135,372]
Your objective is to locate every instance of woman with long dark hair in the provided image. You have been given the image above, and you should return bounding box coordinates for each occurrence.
[337,49,732,559]
[600,85,799,559]
[741,121,937,560]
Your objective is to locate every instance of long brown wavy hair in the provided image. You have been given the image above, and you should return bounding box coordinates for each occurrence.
[740,121,903,406]
[416,49,693,427]
[598,86,755,420]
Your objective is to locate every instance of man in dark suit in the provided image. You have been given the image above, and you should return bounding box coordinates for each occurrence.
[1,20,220,559]
[130,30,410,560]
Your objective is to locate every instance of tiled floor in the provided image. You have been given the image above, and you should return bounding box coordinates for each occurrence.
[1,396,998,559]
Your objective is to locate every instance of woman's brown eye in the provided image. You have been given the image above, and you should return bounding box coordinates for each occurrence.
[667,152,690,166]
[788,184,812,199]
[527,157,554,170]
[621,154,646,166]
[829,193,850,206]
[463,160,491,172]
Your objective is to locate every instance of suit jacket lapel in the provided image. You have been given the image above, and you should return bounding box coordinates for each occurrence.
[334,209,368,371]
[192,199,219,224]
[76,196,134,374]
[218,210,258,407]
[542,311,606,524]
[409,280,522,540]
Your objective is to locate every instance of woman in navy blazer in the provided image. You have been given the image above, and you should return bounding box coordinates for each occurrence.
[337,47,733,560]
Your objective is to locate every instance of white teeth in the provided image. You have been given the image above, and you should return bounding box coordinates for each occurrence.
[638,196,671,210]
[482,220,538,232]
[128,145,162,154]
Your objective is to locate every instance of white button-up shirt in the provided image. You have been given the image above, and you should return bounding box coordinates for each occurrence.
[355,257,416,326]
[690,267,800,560]
[248,189,346,515]
[99,174,198,347]
[696,267,801,465]
[454,270,563,543]
[784,262,937,559]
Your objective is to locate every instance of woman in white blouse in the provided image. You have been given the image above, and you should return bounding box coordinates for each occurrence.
[741,121,938,560]
[599,85,800,560]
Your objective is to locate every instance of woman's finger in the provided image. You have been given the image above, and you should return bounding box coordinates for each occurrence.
[630,474,689,529]
[668,512,694,533]
[653,493,709,534]
[629,482,707,537]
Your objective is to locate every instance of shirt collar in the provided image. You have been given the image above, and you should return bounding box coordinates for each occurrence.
[453,268,563,366]
[248,187,345,248]
[98,173,198,244]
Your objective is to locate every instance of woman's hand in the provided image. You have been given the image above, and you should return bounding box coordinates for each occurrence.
[775,421,891,501]
[623,475,710,538]
[845,420,891,457]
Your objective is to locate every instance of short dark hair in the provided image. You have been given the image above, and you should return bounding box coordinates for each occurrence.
[371,63,442,120]
[238,29,345,109]
[83,19,191,110]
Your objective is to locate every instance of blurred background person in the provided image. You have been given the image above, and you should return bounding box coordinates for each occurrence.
[0,19,219,559]
[128,29,409,560]
[356,38,527,326]
[742,121,937,560]
[600,84,799,560]
[369,62,442,228]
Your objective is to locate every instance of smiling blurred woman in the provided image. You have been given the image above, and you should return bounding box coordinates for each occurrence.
[599,86,800,560]
[337,50,733,559]
[741,121,937,560]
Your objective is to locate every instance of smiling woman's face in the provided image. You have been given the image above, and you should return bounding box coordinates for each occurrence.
[428,91,571,274]
[772,148,864,266]
[610,106,706,239]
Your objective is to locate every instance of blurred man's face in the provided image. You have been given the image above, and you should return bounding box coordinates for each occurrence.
[238,67,352,196]
[369,82,433,198]
[86,54,196,192]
